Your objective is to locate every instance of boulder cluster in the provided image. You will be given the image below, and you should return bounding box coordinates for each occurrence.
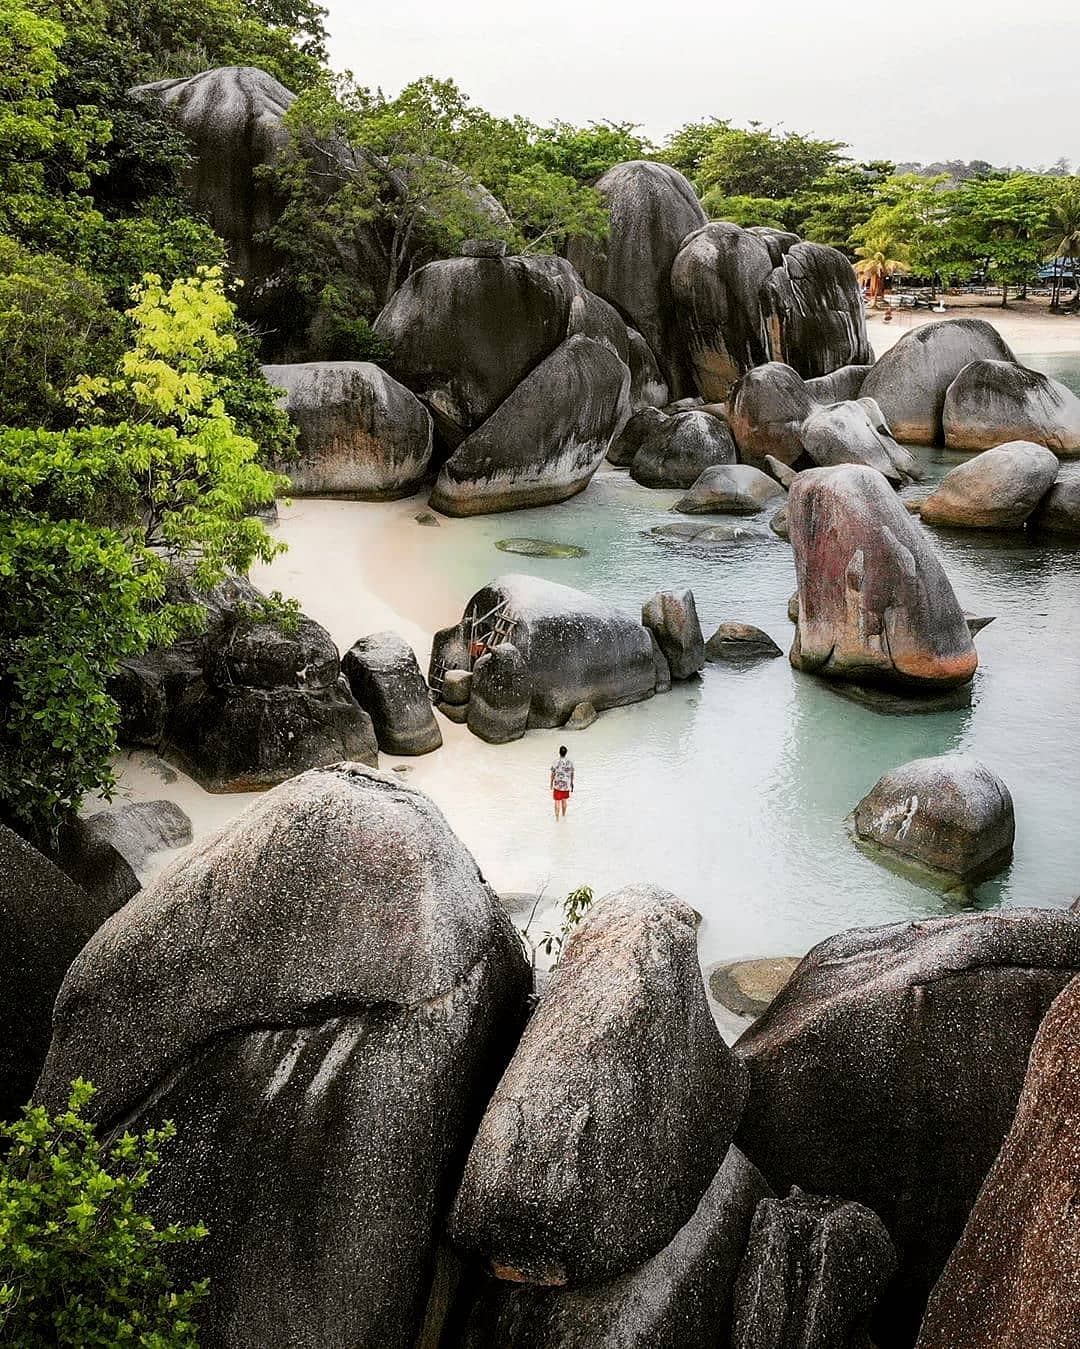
[9,770,1079,1348]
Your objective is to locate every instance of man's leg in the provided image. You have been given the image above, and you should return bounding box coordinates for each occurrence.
[553,795,559,821]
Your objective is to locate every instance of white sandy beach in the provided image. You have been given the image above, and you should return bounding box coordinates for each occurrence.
[867,295,1080,356]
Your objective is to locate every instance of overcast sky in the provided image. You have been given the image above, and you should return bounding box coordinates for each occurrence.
[324,0,1080,169]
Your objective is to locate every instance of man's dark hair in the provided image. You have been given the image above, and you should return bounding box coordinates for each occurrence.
[559,745,567,756]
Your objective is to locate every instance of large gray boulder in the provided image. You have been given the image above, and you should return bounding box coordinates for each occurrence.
[607,405,668,466]
[942,358,1080,455]
[674,463,784,515]
[788,466,977,694]
[0,825,115,1120]
[805,364,873,403]
[374,254,630,513]
[429,333,630,514]
[852,754,1014,884]
[80,801,193,881]
[916,973,1080,1349]
[261,362,433,498]
[449,885,749,1286]
[342,632,442,755]
[860,320,1017,444]
[731,1189,897,1349]
[36,765,531,1349]
[626,325,670,409]
[734,910,1080,1347]
[1028,474,1080,535]
[642,588,706,679]
[434,574,657,733]
[565,160,706,397]
[705,623,783,663]
[455,1146,770,1348]
[672,225,871,399]
[467,643,532,744]
[919,440,1060,528]
[630,409,737,488]
[728,362,817,464]
[800,398,921,484]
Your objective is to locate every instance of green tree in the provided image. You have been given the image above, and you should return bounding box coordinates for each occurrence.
[527,119,654,184]
[699,193,793,229]
[666,119,846,202]
[852,175,960,296]
[792,161,895,252]
[853,235,907,300]
[0,1079,207,1347]
[0,267,287,835]
[949,174,1052,306]
[1044,176,1080,310]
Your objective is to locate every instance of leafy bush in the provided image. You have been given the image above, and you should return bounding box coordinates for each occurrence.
[0,1079,208,1347]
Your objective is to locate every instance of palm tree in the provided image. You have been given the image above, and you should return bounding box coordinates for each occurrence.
[1045,179,1080,311]
[853,237,907,303]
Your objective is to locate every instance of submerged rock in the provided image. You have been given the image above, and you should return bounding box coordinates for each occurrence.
[731,1189,897,1349]
[630,409,738,489]
[454,1146,770,1348]
[788,465,977,694]
[262,361,433,498]
[705,623,783,663]
[494,538,588,558]
[1,825,116,1120]
[565,160,706,397]
[342,631,443,755]
[859,319,1017,444]
[36,766,531,1349]
[449,885,749,1286]
[642,588,706,679]
[674,464,784,515]
[852,754,1015,884]
[916,973,1080,1349]
[919,440,1060,529]
[708,958,801,1018]
[734,909,1080,1348]
[942,358,1080,455]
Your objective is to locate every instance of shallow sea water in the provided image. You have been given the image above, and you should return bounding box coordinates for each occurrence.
[113,352,1080,978]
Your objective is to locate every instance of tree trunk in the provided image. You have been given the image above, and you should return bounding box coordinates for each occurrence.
[1000,282,1009,308]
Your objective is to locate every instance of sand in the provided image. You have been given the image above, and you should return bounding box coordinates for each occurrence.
[868,294,1080,356]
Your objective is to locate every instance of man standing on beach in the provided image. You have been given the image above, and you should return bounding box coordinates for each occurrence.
[550,746,575,821]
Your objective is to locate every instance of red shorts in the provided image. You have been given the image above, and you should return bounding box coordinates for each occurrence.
[553,789,570,801]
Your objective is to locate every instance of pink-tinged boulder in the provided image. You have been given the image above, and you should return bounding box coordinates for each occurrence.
[920,440,1060,529]
[916,973,1080,1349]
[788,465,977,692]
[942,359,1080,455]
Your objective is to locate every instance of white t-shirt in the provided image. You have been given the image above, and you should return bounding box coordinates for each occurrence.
[552,757,574,791]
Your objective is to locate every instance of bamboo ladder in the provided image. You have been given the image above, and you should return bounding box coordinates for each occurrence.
[429,598,519,701]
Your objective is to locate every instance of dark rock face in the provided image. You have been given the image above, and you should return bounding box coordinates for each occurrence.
[916,973,1080,1349]
[375,255,630,513]
[852,755,1014,884]
[131,67,294,304]
[113,576,378,789]
[436,574,657,736]
[800,398,920,484]
[674,464,784,514]
[467,643,532,744]
[630,410,737,488]
[607,405,668,466]
[705,623,783,663]
[942,358,1080,455]
[728,362,817,465]
[454,1146,770,1349]
[860,320,1017,444]
[0,825,115,1120]
[36,765,531,1349]
[43,818,140,910]
[342,632,442,755]
[919,440,1060,528]
[430,334,630,514]
[375,254,625,447]
[731,1188,897,1349]
[261,362,433,499]
[672,225,872,399]
[770,504,789,539]
[788,466,978,692]
[626,325,670,410]
[642,588,706,679]
[734,910,1080,1348]
[449,885,749,1286]
[1029,474,1080,534]
[565,160,706,398]
[650,632,673,693]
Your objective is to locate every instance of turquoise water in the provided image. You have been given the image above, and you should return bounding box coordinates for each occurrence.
[240,350,1080,972]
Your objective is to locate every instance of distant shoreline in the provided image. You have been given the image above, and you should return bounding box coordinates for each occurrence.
[869,294,1080,355]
